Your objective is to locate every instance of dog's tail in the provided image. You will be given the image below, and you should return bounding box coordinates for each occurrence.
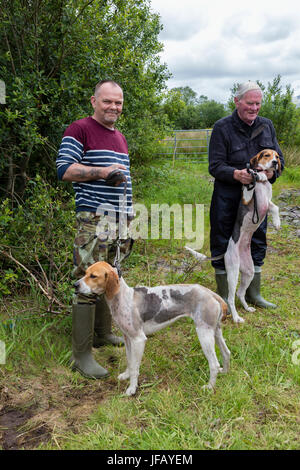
[185,246,228,320]
[185,246,224,262]
[211,291,228,321]
[200,286,228,321]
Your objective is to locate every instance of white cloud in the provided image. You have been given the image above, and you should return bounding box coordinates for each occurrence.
[150,0,300,102]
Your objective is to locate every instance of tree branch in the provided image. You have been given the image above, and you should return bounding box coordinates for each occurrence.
[0,249,67,309]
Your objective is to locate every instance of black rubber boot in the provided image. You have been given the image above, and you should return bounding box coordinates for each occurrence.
[215,269,231,315]
[71,303,109,378]
[93,295,124,348]
[245,269,277,309]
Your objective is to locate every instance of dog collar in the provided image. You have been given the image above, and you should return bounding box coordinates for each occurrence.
[113,261,122,279]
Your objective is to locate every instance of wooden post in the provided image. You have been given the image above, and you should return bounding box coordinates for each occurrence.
[0,80,5,104]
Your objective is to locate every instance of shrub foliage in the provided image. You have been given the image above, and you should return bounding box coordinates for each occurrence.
[0,176,75,304]
[0,0,170,198]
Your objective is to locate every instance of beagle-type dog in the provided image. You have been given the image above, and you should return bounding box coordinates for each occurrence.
[186,149,281,324]
[74,261,230,395]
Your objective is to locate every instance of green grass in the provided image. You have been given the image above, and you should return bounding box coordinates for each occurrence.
[0,158,299,450]
[157,130,211,162]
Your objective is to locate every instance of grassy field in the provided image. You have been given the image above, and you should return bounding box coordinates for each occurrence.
[0,154,300,451]
[158,129,211,163]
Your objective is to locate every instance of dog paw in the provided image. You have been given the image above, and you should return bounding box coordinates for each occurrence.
[274,221,281,230]
[118,371,130,381]
[258,172,268,182]
[233,316,245,323]
[125,386,137,396]
[202,383,214,392]
[246,306,256,312]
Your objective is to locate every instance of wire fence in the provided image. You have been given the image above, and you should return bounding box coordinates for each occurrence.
[156,129,212,163]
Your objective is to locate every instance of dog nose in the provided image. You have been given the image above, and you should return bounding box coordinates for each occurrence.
[272,159,277,167]
[73,280,80,291]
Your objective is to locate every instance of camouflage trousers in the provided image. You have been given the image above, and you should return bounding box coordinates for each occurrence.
[73,211,134,304]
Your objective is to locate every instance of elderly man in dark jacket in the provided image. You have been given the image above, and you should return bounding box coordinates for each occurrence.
[209,81,284,309]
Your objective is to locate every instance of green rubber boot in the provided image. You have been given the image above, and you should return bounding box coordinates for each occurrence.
[245,267,277,309]
[93,295,124,348]
[71,303,109,378]
[215,269,231,315]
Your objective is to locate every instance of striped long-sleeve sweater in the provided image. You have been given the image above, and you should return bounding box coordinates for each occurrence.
[56,117,133,217]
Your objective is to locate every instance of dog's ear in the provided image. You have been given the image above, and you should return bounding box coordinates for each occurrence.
[250,151,262,168]
[275,153,282,174]
[105,269,120,299]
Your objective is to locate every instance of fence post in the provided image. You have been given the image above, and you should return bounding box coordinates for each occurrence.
[0,340,6,365]
[0,80,5,104]
[172,131,177,167]
[206,129,210,154]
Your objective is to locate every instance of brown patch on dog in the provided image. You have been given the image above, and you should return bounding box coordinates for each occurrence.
[242,190,255,206]
[275,153,281,174]
[220,301,228,321]
[105,269,120,299]
[210,291,228,321]
[250,149,280,173]
[82,261,120,299]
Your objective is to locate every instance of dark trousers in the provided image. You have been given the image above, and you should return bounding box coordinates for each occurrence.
[210,181,267,270]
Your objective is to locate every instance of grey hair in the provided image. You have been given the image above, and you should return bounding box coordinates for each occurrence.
[234,81,263,100]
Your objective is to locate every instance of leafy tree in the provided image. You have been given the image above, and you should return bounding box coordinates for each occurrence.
[160,89,186,129]
[0,0,170,201]
[172,86,199,106]
[198,98,227,128]
[260,76,299,145]
[164,87,226,129]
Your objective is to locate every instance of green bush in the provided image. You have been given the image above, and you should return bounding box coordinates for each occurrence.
[0,176,75,303]
[0,0,170,199]
[282,145,300,168]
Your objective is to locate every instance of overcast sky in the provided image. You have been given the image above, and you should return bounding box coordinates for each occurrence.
[150,0,300,104]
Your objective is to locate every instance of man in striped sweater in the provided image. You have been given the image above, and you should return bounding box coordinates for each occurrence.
[57,80,134,379]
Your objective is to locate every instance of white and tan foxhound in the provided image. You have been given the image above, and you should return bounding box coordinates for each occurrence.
[186,149,281,324]
[74,261,231,395]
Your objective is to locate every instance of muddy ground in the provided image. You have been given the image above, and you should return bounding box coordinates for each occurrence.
[0,367,113,450]
[0,360,120,450]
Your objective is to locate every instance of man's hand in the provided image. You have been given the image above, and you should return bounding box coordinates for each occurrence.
[101,164,126,180]
[62,163,126,182]
[233,168,275,185]
[233,169,253,185]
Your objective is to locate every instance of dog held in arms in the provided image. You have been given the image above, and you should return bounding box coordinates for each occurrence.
[74,262,231,395]
[186,149,281,324]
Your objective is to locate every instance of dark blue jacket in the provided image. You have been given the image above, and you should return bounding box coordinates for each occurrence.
[209,109,284,184]
[208,110,284,268]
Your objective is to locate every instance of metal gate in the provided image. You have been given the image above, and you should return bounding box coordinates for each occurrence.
[157,129,212,163]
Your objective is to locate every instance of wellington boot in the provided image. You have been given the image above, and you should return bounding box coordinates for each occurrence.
[71,303,108,378]
[215,270,231,315]
[93,295,124,348]
[245,271,277,309]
